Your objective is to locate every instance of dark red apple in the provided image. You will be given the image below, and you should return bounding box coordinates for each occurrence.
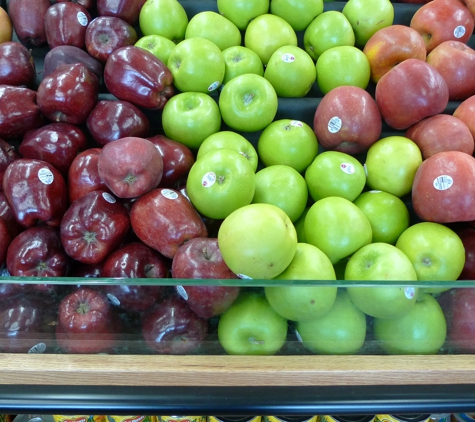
[412,151,475,223]
[2,158,68,228]
[85,16,138,63]
[405,114,474,159]
[56,287,119,354]
[0,41,36,87]
[141,294,209,354]
[454,226,475,280]
[19,123,88,176]
[0,85,44,141]
[54,0,96,9]
[68,260,103,278]
[44,2,92,50]
[60,190,131,264]
[130,188,208,259]
[375,58,449,130]
[0,192,23,238]
[7,0,50,47]
[87,100,150,146]
[0,217,11,266]
[37,62,99,125]
[68,148,111,204]
[147,134,196,189]
[97,0,147,25]
[97,136,164,198]
[313,85,382,155]
[0,282,23,303]
[454,94,475,140]
[0,140,17,186]
[104,45,174,110]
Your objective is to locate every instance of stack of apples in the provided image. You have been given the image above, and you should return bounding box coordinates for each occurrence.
[0,0,475,357]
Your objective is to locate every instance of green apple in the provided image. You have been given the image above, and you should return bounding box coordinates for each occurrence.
[185,11,242,51]
[218,203,298,280]
[303,11,355,61]
[218,290,288,355]
[217,0,270,30]
[168,37,225,94]
[186,148,256,220]
[244,14,298,65]
[197,131,258,172]
[304,151,366,202]
[270,0,324,31]
[265,243,337,322]
[353,190,410,244]
[364,136,423,198]
[396,222,466,293]
[139,0,188,43]
[252,165,308,223]
[222,46,264,85]
[219,73,278,133]
[342,0,394,48]
[304,196,372,264]
[264,45,317,98]
[296,289,367,355]
[161,92,222,150]
[373,293,447,354]
[316,45,371,94]
[134,34,176,65]
[293,206,311,243]
[345,242,419,319]
[257,119,318,174]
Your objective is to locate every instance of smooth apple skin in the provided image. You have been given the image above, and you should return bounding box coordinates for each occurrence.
[0,217,11,266]
[104,45,174,110]
[455,227,475,280]
[454,94,475,140]
[97,0,147,25]
[0,192,23,239]
[0,140,17,186]
[7,0,50,47]
[2,159,68,228]
[0,41,36,87]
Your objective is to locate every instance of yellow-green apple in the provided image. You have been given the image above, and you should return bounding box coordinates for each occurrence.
[257,119,318,173]
[410,0,474,53]
[161,92,222,150]
[303,11,355,61]
[134,34,176,65]
[219,73,278,132]
[304,196,372,265]
[426,41,475,101]
[363,25,427,84]
[252,165,308,223]
[244,14,298,65]
[217,203,297,280]
[186,148,256,220]
[294,206,311,243]
[364,136,423,198]
[0,7,12,43]
[270,0,324,31]
[139,0,188,43]
[373,293,447,354]
[185,11,241,51]
[197,131,258,172]
[265,243,337,322]
[353,190,410,244]
[305,151,366,202]
[454,95,475,139]
[405,114,474,159]
[342,0,394,47]
[217,290,288,355]
[313,85,382,155]
[221,46,264,84]
[168,37,225,94]
[412,151,475,223]
[316,46,371,94]
[375,59,449,130]
[345,243,419,319]
[295,289,366,355]
[217,0,270,30]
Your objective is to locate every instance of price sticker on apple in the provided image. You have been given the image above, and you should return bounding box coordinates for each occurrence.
[77,11,88,26]
[281,53,295,63]
[433,175,453,190]
[176,285,188,300]
[28,342,47,354]
[102,192,116,203]
[404,287,416,300]
[454,25,466,38]
[208,81,220,92]
[37,167,54,185]
[161,189,179,199]
[328,116,342,133]
[202,171,216,187]
[290,120,303,127]
[340,163,355,175]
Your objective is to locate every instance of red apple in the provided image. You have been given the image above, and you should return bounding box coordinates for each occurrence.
[405,113,474,159]
[97,136,164,198]
[454,226,475,280]
[54,0,96,9]
[97,0,147,25]
[0,217,11,266]
[68,261,104,278]
[130,188,208,259]
[104,45,174,110]
[412,150,475,223]
[0,41,36,87]
[454,94,475,139]
[0,192,23,238]
[363,25,427,84]
[2,158,68,228]
[141,294,209,354]
[410,0,475,53]
[87,100,150,146]
[0,140,18,186]
[60,190,131,264]
[313,85,382,155]
[7,0,50,47]
[375,58,449,130]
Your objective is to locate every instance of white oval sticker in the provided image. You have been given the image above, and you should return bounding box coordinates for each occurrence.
[176,285,188,301]
[102,192,116,203]
[290,120,303,127]
[161,189,179,199]
[404,287,416,300]
[282,53,295,63]
[208,81,220,92]
[237,273,252,280]
[38,168,54,185]
[28,343,47,354]
[328,116,342,133]
[454,25,466,38]
[202,172,216,188]
[433,175,453,191]
[107,293,121,306]
[77,11,89,26]
[340,163,355,175]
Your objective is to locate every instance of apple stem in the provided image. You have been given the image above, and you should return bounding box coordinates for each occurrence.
[249,337,265,345]
[202,247,211,260]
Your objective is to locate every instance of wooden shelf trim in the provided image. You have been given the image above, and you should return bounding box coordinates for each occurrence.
[1,354,474,386]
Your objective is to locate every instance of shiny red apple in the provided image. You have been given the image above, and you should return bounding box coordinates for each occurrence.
[0,41,36,87]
